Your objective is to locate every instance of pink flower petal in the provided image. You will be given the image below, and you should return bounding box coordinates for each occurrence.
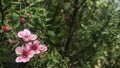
[23,29,31,37]
[35,50,40,54]
[30,47,40,54]
[15,47,23,54]
[17,31,24,38]
[31,50,40,55]
[22,57,30,63]
[43,46,47,52]
[27,42,32,46]
[23,46,34,58]
[39,44,47,52]
[15,57,23,63]
[28,51,34,57]
[30,51,35,55]
[26,42,32,50]
[34,40,40,45]
[23,38,30,42]
[30,34,37,40]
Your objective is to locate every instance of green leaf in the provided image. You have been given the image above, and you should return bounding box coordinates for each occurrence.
[10,2,21,4]
[47,31,55,37]
[13,23,20,29]
[11,42,19,51]
[26,23,34,28]
[35,0,43,3]
[12,12,20,22]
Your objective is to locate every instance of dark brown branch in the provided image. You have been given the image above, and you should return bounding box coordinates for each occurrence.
[0,0,4,26]
[64,0,87,57]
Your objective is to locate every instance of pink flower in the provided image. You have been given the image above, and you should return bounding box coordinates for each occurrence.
[39,44,47,52]
[26,40,40,54]
[17,29,37,42]
[15,46,34,63]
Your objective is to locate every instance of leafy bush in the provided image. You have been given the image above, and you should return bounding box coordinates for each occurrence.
[0,0,120,68]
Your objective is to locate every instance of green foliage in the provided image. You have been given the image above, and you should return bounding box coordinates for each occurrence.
[45,0,120,68]
[0,0,120,68]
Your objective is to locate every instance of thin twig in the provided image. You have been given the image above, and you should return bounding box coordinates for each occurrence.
[0,0,4,26]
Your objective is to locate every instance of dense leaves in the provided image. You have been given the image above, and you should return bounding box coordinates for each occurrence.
[0,0,120,68]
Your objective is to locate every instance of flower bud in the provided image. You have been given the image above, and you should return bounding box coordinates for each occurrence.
[39,54,43,59]
[0,30,3,34]
[26,13,30,17]
[20,18,26,23]
[3,26,11,32]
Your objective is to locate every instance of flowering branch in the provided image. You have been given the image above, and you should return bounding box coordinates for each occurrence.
[15,29,47,67]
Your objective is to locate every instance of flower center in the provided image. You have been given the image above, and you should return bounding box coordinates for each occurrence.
[24,35,29,38]
[30,45,37,50]
[22,51,28,57]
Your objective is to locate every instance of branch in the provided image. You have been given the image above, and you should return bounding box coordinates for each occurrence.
[64,0,87,57]
[0,0,4,26]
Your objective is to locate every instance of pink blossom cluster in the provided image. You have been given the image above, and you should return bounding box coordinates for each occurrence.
[15,29,47,63]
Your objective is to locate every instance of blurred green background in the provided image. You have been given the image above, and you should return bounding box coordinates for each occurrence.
[0,0,120,68]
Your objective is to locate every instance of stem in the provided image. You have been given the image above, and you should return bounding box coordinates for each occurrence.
[64,0,78,57]
[64,0,87,57]
[22,0,26,13]
[0,0,4,26]
[19,63,27,68]
[19,63,23,68]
